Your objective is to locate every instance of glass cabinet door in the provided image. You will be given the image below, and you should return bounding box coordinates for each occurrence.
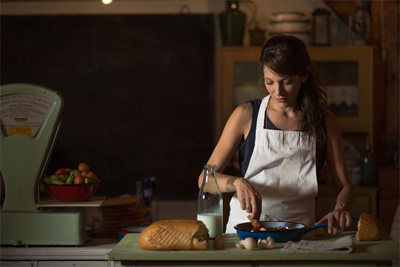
[233,61,360,116]
[233,62,265,106]
[315,61,358,116]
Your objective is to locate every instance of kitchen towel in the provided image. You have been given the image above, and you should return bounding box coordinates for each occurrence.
[282,235,353,254]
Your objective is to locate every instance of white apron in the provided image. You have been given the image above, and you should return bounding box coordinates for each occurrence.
[225,95,318,233]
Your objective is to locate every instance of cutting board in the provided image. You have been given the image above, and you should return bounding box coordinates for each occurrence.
[105,232,399,262]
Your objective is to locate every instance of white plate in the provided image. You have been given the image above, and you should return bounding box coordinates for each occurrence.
[269,21,310,33]
[270,12,307,22]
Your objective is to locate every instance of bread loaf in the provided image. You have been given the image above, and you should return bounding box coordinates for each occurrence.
[138,219,209,250]
[356,213,383,241]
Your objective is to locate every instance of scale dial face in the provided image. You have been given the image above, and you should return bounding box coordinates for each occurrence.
[0,93,53,137]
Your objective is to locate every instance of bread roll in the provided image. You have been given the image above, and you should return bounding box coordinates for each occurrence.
[139,219,209,250]
[356,213,383,241]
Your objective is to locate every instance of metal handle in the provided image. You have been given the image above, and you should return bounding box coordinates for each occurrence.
[304,222,328,234]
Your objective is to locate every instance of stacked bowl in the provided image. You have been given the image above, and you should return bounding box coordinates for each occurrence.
[268,12,310,45]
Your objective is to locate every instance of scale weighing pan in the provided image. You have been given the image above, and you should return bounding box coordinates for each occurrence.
[0,83,85,246]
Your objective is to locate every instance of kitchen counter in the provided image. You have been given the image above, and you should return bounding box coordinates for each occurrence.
[0,238,118,267]
[105,232,399,267]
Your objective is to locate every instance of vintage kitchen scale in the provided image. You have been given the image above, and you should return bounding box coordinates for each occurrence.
[0,83,89,246]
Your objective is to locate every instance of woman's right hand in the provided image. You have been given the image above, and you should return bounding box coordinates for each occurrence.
[233,178,262,221]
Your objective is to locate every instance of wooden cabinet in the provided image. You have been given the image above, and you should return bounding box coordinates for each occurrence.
[217,46,374,142]
[378,169,400,232]
[316,186,378,221]
[316,171,399,233]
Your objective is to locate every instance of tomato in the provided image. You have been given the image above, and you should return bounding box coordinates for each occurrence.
[87,172,98,181]
[78,163,90,172]
[81,171,90,178]
[74,173,84,185]
[54,168,66,177]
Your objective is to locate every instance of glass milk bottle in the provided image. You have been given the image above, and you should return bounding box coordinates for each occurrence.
[197,165,223,238]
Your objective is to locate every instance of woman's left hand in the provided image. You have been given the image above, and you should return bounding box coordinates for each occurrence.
[315,210,352,236]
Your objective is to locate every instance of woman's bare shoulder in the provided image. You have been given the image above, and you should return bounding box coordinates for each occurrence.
[324,110,341,136]
[234,102,252,117]
[223,103,253,137]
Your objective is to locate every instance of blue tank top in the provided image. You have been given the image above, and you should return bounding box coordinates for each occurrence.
[239,99,326,178]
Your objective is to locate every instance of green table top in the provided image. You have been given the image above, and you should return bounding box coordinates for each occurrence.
[105,231,399,262]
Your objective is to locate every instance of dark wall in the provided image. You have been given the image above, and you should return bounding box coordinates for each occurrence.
[1,15,216,199]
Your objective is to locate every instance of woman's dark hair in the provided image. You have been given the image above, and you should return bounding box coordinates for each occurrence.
[259,34,327,143]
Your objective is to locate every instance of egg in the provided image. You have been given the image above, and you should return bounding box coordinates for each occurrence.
[235,241,245,249]
[243,237,257,250]
[257,236,275,249]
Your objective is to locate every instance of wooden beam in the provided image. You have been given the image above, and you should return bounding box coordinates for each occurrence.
[371,0,399,161]
[323,0,360,25]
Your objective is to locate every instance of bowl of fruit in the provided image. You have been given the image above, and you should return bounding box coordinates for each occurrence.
[42,163,100,202]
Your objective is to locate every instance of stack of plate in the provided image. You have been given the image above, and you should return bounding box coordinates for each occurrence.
[99,195,145,237]
[268,12,310,44]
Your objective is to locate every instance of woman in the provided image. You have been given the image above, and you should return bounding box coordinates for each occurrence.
[199,35,353,236]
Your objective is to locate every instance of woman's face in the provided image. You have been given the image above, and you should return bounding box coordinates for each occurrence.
[263,65,307,109]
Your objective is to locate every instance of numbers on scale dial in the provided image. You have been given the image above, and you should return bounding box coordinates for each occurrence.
[0,93,53,137]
